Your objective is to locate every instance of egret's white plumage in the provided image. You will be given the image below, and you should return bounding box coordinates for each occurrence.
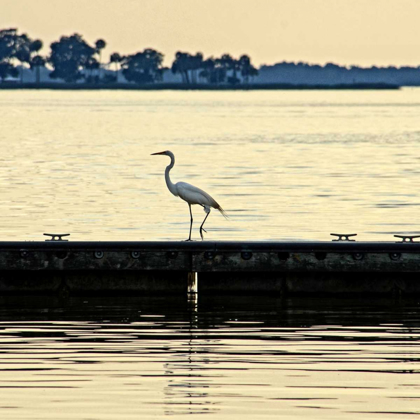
[151,150,226,240]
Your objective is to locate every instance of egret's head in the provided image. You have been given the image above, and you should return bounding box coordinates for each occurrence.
[151,150,171,156]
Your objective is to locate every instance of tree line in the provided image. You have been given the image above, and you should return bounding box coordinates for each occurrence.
[258,61,420,86]
[0,28,258,85]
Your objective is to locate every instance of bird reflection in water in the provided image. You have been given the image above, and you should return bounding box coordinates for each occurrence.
[163,293,219,416]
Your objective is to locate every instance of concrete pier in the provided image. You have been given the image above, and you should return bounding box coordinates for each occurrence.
[0,240,420,295]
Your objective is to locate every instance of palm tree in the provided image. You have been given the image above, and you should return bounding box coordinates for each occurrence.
[95,39,106,80]
[199,57,213,83]
[110,52,122,82]
[28,39,43,82]
[30,55,46,84]
[219,54,241,85]
[85,57,100,82]
[190,53,203,84]
[0,29,20,82]
[200,57,215,84]
[14,34,31,83]
[171,52,192,84]
[13,35,43,83]
[239,54,258,84]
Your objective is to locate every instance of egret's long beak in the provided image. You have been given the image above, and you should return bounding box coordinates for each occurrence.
[151,151,166,156]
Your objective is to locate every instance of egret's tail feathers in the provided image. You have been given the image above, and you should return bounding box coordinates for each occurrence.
[218,206,229,220]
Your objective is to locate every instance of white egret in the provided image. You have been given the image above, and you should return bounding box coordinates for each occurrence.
[151,150,226,241]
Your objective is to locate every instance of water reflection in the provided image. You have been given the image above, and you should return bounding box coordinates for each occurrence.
[163,307,217,416]
[0,295,419,418]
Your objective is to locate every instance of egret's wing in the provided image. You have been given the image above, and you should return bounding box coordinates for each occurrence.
[177,182,228,219]
[176,182,219,208]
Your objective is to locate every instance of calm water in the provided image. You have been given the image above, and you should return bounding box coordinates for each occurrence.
[1,89,420,419]
[1,88,420,241]
[0,296,419,419]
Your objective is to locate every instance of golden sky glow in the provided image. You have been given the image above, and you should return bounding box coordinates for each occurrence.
[3,0,420,67]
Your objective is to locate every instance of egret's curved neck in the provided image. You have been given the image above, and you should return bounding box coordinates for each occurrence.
[165,152,178,196]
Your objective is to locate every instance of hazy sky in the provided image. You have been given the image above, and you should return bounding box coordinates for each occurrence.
[3,0,420,67]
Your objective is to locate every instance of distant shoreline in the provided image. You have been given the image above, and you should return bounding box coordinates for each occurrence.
[0,82,401,91]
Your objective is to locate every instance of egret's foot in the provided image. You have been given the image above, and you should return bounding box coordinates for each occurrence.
[200,229,207,240]
[185,238,193,242]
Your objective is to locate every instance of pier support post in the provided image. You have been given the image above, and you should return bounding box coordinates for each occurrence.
[187,272,198,294]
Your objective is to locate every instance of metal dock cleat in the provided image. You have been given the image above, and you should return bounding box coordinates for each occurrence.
[330,233,357,242]
[394,235,420,243]
[43,233,70,242]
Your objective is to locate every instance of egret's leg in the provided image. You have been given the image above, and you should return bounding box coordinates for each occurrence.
[200,206,209,233]
[186,204,193,241]
[199,212,210,240]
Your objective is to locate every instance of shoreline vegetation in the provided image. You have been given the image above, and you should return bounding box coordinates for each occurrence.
[0,82,400,90]
[0,28,415,89]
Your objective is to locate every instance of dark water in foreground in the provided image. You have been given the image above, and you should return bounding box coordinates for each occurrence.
[0,295,419,419]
